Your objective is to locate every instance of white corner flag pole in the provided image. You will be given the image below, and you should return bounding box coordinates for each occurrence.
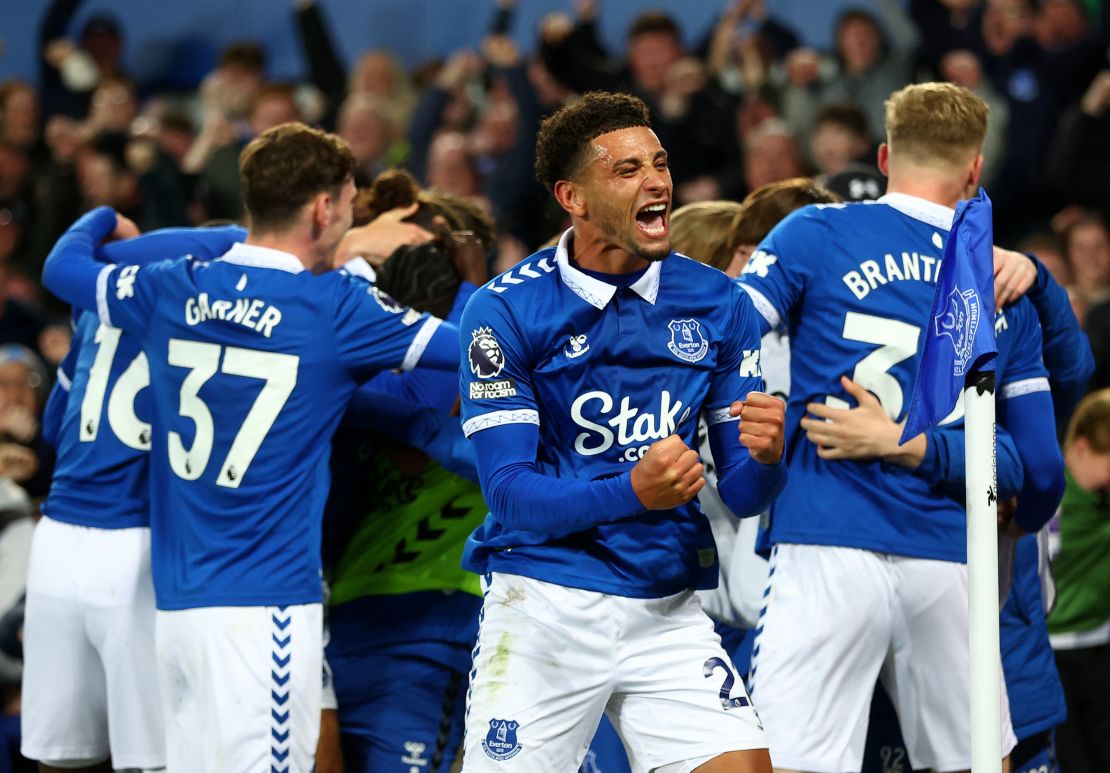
[964,368,1002,773]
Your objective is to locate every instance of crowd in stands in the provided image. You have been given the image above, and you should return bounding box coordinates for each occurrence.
[0,0,1108,770]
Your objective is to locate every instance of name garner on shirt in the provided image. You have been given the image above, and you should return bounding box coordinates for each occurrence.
[184,292,282,337]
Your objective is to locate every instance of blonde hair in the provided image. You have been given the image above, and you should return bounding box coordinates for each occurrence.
[1066,389,1110,452]
[670,201,744,271]
[884,82,988,169]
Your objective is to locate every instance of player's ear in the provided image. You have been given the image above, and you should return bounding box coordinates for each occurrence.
[307,192,330,239]
[876,143,890,176]
[966,153,984,191]
[554,179,587,218]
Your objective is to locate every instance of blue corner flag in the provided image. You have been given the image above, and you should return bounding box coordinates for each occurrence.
[900,188,998,444]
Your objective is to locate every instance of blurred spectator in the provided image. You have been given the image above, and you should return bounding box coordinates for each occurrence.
[0,346,52,499]
[84,77,138,137]
[911,0,984,74]
[40,0,126,120]
[540,9,742,201]
[1064,212,1110,308]
[1048,70,1110,223]
[0,83,41,154]
[423,132,479,200]
[338,95,403,187]
[197,82,301,222]
[406,49,484,185]
[824,1,921,136]
[1049,389,1110,773]
[76,131,188,232]
[977,0,1105,238]
[938,48,1009,186]
[0,268,45,359]
[781,0,920,143]
[809,103,873,179]
[181,41,267,219]
[200,41,267,127]
[475,34,552,246]
[347,51,417,134]
[1017,231,1069,286]
[706,0,801,98]
[742,118,805,193]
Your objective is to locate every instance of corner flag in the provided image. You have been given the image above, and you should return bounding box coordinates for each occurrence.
[901,188,998,444]
[902,187,1005,773]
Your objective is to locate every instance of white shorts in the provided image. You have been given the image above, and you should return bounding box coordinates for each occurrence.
[156,603,323,773]
[461,574,767,773]
[749,544,1017,772]
[21,517,164,769]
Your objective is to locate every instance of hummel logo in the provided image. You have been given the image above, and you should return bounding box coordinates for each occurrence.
[565,334,590,359]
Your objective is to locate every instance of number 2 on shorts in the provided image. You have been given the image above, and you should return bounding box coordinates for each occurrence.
[702,656,750,710]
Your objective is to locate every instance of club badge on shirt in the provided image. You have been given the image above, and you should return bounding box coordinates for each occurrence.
[667,319,708,363]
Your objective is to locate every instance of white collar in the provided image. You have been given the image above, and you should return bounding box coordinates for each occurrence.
[878,192,956,231]
[554,228,661,309]
[218,242,306,274]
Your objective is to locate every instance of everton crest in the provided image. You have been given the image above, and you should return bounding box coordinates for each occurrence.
[667,319,708,363]
[469,327,505,379]
[935,286,980,377]
[482,718,523,761]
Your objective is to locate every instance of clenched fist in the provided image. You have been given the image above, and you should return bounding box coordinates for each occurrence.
[630,435,705,510]
[730,391,785,464]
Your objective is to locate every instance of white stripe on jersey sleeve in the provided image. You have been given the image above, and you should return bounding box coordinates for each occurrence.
[739,284,782,330]
[95,263,116,327]
[705,407,740,425]
[462,409,540,437]
[999,377,1050,401]
[340,257,376,283]
[400,317,442,372]
[55,367,72,392]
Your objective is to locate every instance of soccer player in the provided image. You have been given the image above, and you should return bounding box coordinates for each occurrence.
[737,83,1022,773]
[458,92,785,773]
[39,122,459,773]
[22,223,244,773]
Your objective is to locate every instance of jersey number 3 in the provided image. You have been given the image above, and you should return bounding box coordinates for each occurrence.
[828,312,921,419]
[167,339,299,489]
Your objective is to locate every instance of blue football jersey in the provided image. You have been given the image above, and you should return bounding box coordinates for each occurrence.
[459,231,767,598]
[44,224,248,530]
[739,193,1048,561]
[43,310,153,529]
[95,242,445,610]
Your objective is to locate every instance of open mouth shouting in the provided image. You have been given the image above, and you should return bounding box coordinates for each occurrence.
[636,201,669,239]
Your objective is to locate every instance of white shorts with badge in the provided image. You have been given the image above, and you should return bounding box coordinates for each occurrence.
[21,516,164,769]
[156,603,322,773]
[461,573,767,773]
[749,544,1017,773]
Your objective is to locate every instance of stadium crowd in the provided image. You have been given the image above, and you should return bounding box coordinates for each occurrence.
[0,0,1108,771]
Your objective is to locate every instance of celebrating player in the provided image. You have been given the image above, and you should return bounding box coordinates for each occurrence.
[458,92,785,772]
[737,83,1021,773]
[22,225,243,773]
[39,122,459,773]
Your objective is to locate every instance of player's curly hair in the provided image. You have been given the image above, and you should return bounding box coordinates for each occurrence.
[356,168,494,250]
[534,91,652,192]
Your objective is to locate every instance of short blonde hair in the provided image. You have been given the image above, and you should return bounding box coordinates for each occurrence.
[1066,389,1110,452]
[670,201,744,271]
[884,83,988,169]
